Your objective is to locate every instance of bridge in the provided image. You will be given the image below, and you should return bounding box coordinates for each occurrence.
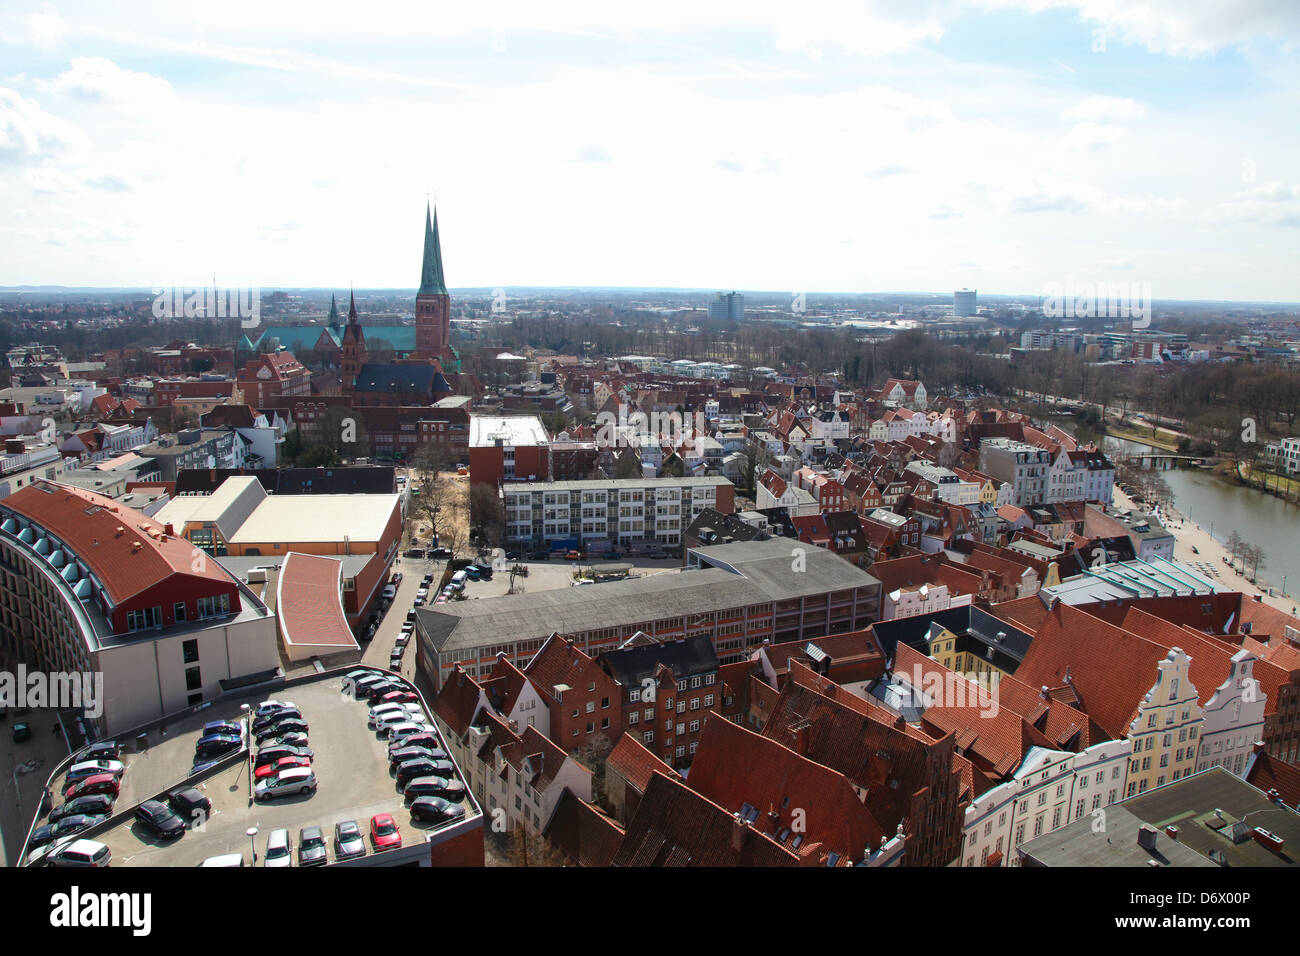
[1120,453,1221,469]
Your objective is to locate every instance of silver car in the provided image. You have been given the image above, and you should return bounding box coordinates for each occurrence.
[254,766,317,800]
[334,820,366,860]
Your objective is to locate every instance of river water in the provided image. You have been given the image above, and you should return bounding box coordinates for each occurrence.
[1096,434,1300,594]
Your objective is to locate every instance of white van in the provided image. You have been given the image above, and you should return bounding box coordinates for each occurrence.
[450,571,467,590]
[199,853,245,867]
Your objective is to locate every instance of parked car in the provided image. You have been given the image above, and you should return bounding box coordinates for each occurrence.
[369,813,402,851]
[408,796,468,825]
[402,776,466,804]
[254,700,297,718]
[65,759,124,783]
[388,745,447,769]
[195,734,243,759]
[389,653,404,670]
[298,826,328,867]
[380,689,417,705]
[388,731,440,757]
[420,574,434,587]
[29,813,106,850]
[135,800,186,840]
[260,730,309,749]
[391,572,403,585]
[255,755,311,780]
[50,794,114,823]
[199,853,245,867]
[47,838,111,867]
[343,668,383,688]
[334,819,366,860]
[252,708,304,734]
[254,766,317,800]
[402,548,425,559]
[381,584,397,601]
[202,720,243,739]
[264,828,292,868]
[415,588,430,603]
[529,550,550,561]
[167,787,212,824]
[64,773,120,801]
[430,547,452,559]
[395,758,456,790]
[363,682,405,705]
[382,720,434,743]
[255,719,308,743]
[369,703,422,727]
[350,675,389,699]
[78,740,120,761]
[255,745,314,768]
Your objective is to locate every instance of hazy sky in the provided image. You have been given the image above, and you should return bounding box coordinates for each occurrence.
[2,1,1298,300]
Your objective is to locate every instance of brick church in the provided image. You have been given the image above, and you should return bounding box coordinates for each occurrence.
[340,203,458,405]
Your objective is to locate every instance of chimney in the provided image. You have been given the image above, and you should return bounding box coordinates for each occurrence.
[731,813,749,852]
[1137,824,1158,851]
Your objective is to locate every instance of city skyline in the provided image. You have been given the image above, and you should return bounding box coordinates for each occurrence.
[1,2,1298,299]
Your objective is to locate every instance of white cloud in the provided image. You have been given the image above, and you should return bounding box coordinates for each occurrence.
[1062,95,1145,122]
[0,86,78,163]
[50,57,175,108]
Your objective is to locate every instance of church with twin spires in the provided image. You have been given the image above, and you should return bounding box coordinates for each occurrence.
[339,203,457,404]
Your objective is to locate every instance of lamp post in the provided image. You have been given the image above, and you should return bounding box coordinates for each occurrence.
[240,704,253,806]
[247,826,258,866]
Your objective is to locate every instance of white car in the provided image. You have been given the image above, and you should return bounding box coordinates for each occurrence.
[373,711,425,735]
[386,721,435,744]
[66,759,125,782]
[368,704,422,728]
[264,828,292,868]
[254,766,317,801]
[415,588,429,601]
[47,838,111,868]
[255,700,297,718]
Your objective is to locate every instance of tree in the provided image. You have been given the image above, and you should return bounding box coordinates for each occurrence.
[469,482,503,545]
[572,732,615,809]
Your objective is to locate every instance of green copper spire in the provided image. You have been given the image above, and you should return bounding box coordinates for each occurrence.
[418,202,447,296]
[327,293,340,328]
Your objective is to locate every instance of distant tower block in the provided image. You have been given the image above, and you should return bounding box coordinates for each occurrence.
[954,289,977,317]
[709,291,744,321]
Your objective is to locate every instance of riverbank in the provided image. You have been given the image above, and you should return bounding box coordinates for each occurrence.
[1104,423,1181,452]
[1110,485,1296,615]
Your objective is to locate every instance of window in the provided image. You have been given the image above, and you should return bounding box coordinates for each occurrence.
[643,731,654,744]
[689,720,700,733]
[704,694,714,707]
[185,666,201,691]
[629,712,639,726]
[182,639,199,664]
[174,602,188,623]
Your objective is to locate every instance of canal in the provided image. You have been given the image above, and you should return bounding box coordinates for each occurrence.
[1097,433,1300,595]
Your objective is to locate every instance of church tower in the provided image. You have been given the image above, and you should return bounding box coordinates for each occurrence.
[340,289,368,394]
[415,203,452,363]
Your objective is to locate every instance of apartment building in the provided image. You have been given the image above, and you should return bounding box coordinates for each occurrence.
[0,480,278,735]
[501,476,735,550]
[978,439,1052,506]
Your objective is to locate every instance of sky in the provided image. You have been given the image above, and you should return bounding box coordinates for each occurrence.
[1,1,1298,301]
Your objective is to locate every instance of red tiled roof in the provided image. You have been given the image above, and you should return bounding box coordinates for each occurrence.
[612,771,800,867]
[687,714,884,862]
[607,732,680,794]
[544,790,626,866]
[2,480,236,606]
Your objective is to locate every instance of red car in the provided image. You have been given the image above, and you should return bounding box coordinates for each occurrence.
[64,773,121,801]
[370,813,402,851]
[380,690,418,705]
[255,756,311,781]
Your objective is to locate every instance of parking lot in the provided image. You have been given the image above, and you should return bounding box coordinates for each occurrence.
[36,675,473,866]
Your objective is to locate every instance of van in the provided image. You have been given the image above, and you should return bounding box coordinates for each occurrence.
[199,853,245,867]
[451,570,468,588]
[463,566,480,582]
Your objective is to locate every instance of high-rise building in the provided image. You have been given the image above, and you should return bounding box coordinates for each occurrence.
[954,288,977,317]
[709,291,744,321]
